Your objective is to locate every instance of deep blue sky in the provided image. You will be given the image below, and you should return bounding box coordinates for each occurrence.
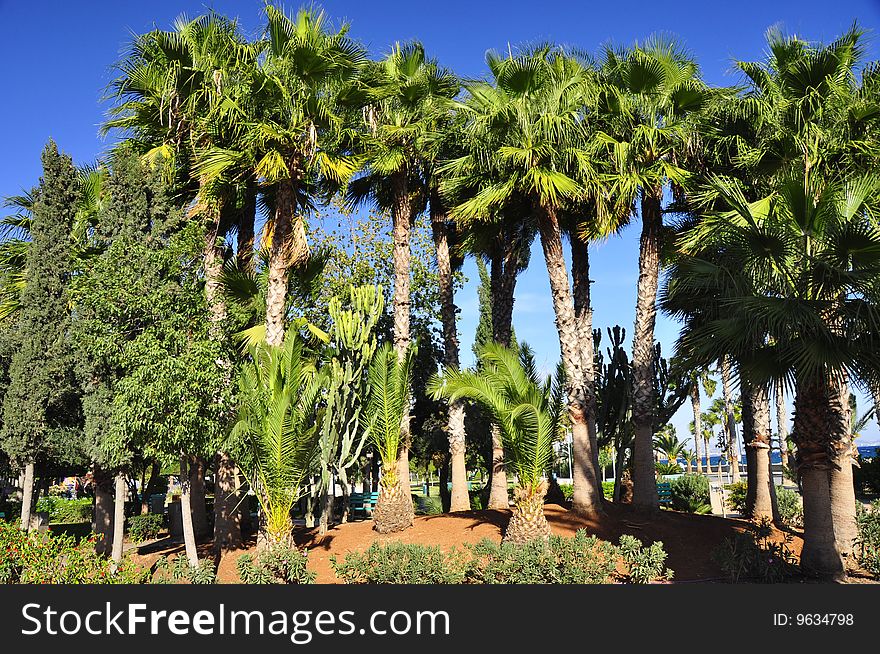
[2,0,880,447]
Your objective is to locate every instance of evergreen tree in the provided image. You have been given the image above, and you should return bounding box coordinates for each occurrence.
[0,141,83,531]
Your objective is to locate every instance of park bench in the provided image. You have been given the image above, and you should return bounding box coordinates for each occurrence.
[349,491,379,518]
[657,481,672,507]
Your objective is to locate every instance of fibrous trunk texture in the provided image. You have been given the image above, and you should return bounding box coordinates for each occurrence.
[504,482,551,545]
[431,200,469,512]
[534,200,604,518]
[570,231,602,511]
[793,381,844,580]
[721,357,741,482]
[827,374,857,559]
[630,189,662,510]
[265,175,308,347]
[391,172,412,489]
[741,380,776,521]
[373,482,413,534]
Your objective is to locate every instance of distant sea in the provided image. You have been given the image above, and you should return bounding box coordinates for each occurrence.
[673,445,879,466]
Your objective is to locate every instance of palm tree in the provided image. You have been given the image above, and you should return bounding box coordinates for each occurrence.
[430,343,565,543]
[348,41,458,494]
[363,342,416,534]
[653,428,687,468]
[686,368,716,473]
[443,47,605,518]
[666,171,880,579]
[231,332,326,546]
[596,37,710,510]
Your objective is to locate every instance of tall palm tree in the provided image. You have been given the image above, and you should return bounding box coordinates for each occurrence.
[431,343,566,543]
[665,171,880,579]
[653,429,687,467]
[348,41,458,493]
[596,37,711,510]
[443,47,605,518]
[686,368,716,473]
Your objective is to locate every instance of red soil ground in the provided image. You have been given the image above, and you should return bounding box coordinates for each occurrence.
[131,502,814,583]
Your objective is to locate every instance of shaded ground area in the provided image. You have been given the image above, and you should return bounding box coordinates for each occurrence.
[131,502,810,583]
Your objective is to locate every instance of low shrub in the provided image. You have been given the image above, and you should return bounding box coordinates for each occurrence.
[618,535,674,584]
[602,481,614,500]
[414,495,442,515]
[713,517,798,583]
[670,474,711,513]
[0,520,147,584]
[855,500,880,577]
[724,481,748,514]
[152,554,216,584]
[127,514,164,543]
[464,531,619,584]
[332,541,467,584]
[34,497,92,524]
[237,543,316,584]
[775,486,803,527]
[559,483,573,501]
[331,530,673,584]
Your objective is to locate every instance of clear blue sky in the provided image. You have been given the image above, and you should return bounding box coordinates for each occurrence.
[2,0,879,447]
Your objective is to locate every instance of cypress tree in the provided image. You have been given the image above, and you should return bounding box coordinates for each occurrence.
[0,141,82,531]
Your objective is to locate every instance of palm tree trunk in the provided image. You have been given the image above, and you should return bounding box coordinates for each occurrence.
[265,176,307,347]
[794,381,844,580]
[776,385,795,474]
[19,460,34,532]
[828,374,857,559]
[213,451,242,554]
[237,183,257,270]
[721,357,741,483]
[93,463,114,555]
[391,172,414,516]
[742,380,776,521]
[430,200,469,512]
[487,247,512,509]
[504,481,551,545]
[630,189,662,511]
[111,472,126,566]
[534,200,604,518]
[570,232,602,500]
[691,386,703,473]
[179,455,200,567]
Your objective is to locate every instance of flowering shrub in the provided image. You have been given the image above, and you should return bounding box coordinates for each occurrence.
[0,520,147,584]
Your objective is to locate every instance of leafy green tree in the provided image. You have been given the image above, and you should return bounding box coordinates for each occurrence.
[1,142,83,532]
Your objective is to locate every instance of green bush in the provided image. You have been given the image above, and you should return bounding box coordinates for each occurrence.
[618,535,674,583]
[331,531,673,584]
[127,514,164,543]
[464,531,619,584]
[34,497,92,524]
[414,495,442,515]
[0,520,147,584]
[237,543,316,584]
[559,483,573,501]
[331,541,467,584]
[656,462,683,476]
[152,554,216,584]
[602,481,614,500]
[854,456,880,496]
[855,500,880,577]
[713,518,798,583]
[724,481,748,514]
[775,486,803,527]
[670,474,710,513]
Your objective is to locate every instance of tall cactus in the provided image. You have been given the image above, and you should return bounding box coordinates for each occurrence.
[316,284,384,534]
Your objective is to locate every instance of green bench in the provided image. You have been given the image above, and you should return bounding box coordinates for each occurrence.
[349,491,379,518]
[657,481,672,507]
